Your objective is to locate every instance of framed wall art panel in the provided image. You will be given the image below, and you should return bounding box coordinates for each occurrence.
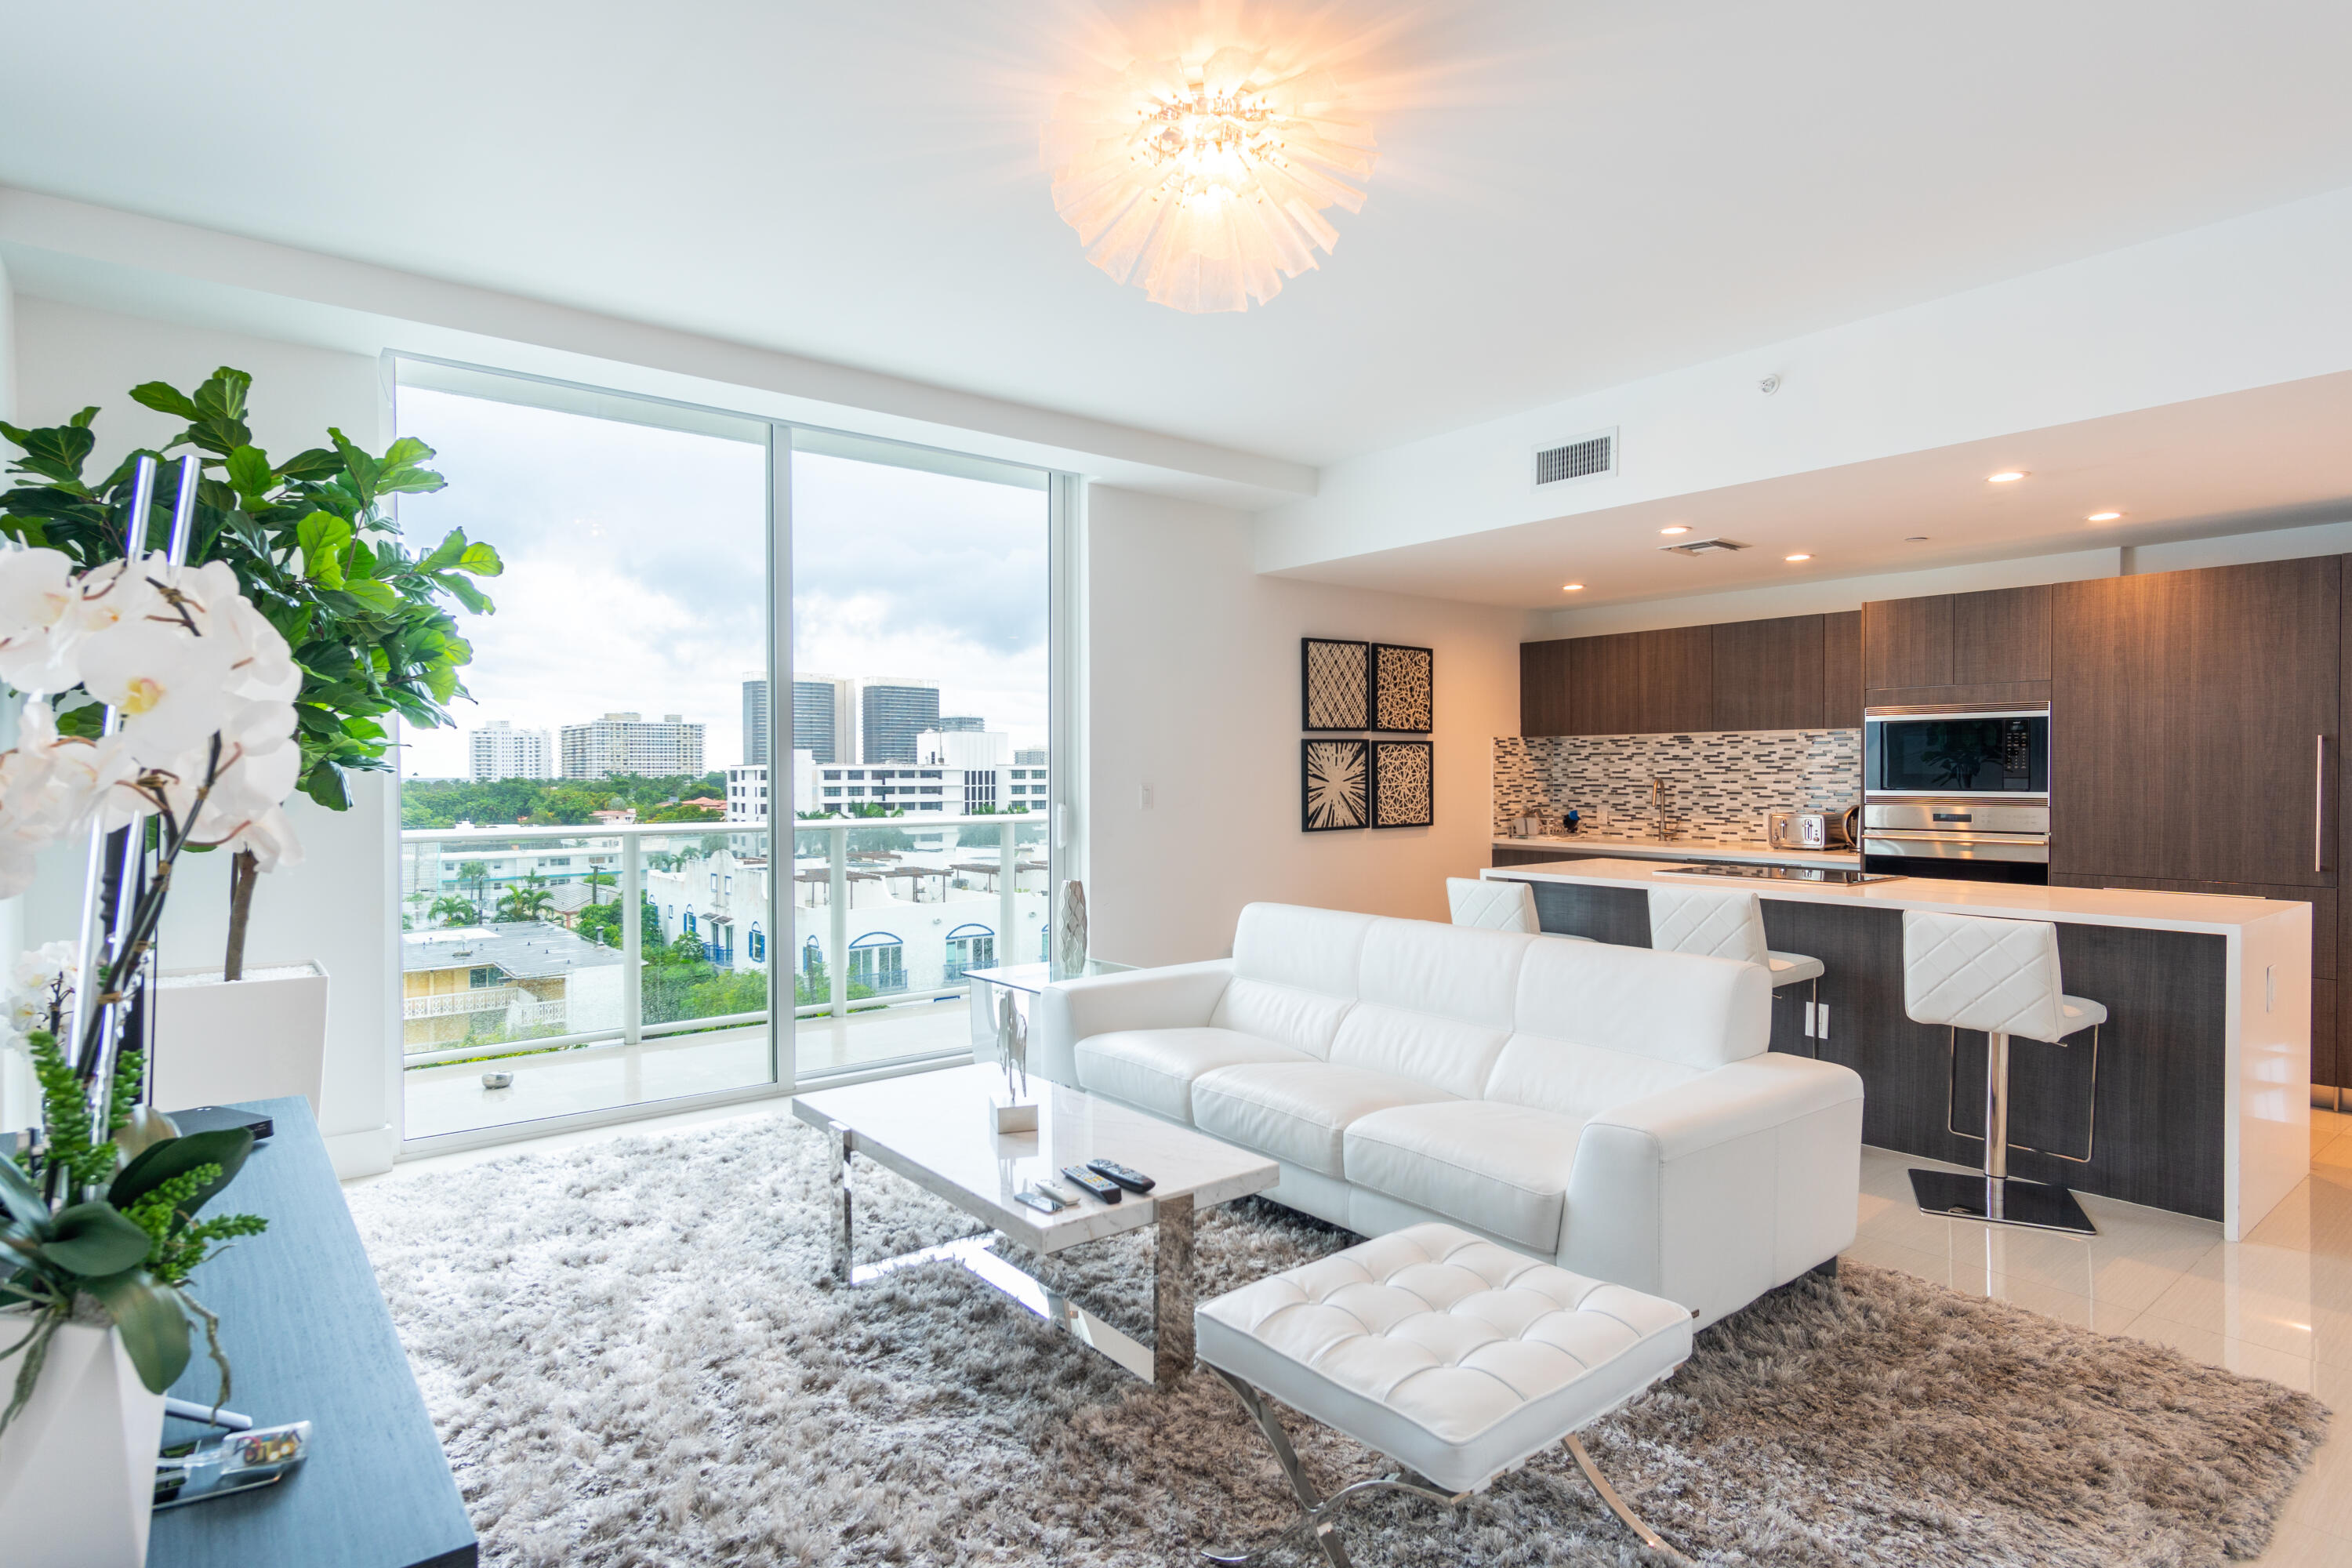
[1302,637,1371,731]
[1370,643,1434,733]
[1301,738,1370,831]
[1370,740,1435,829]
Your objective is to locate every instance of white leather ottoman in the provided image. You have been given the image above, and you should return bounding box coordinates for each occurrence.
[1195,1222,1697,1567]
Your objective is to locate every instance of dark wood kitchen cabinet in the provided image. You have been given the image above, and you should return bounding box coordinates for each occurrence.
[1519,637,1576,737]
[1710,615,1824,731]
[1521,626,1711,735]
[1863,585,2052,704]
[1823,610,1863,728]
[2051,557,2339,887]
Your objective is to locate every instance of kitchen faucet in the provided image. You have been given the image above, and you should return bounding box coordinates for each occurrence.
[1649,775,1674,840]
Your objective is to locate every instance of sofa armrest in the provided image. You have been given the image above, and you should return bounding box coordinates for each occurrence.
[1033,960,1236,1086]
[1587,1053,1864,1162]
[1562,1054,1864,1327]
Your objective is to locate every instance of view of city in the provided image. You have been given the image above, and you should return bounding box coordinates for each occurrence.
[389,385,1049,1137]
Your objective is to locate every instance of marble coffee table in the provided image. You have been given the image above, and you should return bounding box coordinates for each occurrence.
[790,1063,1277,1388]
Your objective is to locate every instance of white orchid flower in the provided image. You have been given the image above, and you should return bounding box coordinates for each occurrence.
[0,547,86,692]
[74,619,234,764]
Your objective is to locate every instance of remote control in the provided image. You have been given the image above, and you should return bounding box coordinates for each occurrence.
[1013,1188,1065,1215]
[1037,1181,1080,1204]
[1085,1158,1156,1193]
[1061,1165,1123,1203]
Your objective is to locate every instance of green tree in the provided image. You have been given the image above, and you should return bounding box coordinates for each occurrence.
[429,895,478,927]
[495,875,556,923]
[1,369,503,977]
[457,860,491,914]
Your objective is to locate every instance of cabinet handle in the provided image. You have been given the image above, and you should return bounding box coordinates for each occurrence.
[2319,735,2330,875]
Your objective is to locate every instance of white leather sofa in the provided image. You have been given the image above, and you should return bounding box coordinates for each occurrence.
[1036,902,1864,1328]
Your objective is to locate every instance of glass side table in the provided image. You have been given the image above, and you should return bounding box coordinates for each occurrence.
[962,959,1134,1060]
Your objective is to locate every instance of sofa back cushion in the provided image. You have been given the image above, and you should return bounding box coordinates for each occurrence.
[1512,935,1770,1071]
[1356,918,1530,1029]
[1232,903,1377,995]
[1326,1004,1512,1098]
[1210,980,1355,1058]
[1479,1034,1698,1121]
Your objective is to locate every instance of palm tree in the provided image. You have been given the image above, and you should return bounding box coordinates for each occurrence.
[495,884,557,923]
[429,895,479,927]
[583,868,616,906]
[457,859,491,916]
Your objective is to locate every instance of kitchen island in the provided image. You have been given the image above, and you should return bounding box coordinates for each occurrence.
[1493,833,1861,870]
[1483,858,2310,1239]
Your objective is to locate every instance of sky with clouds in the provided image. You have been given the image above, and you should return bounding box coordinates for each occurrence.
[391,387,1048,782]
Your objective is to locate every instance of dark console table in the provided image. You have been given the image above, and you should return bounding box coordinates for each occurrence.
[147,1097,476,1568]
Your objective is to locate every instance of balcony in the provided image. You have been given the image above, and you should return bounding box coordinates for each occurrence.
[399,811,1051,1143]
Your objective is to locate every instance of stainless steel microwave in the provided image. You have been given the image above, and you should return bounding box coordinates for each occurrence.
[1862,703,2050,801]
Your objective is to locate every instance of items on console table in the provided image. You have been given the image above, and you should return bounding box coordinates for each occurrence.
[145,1098,476,1568]
[1483,858,2310,1240]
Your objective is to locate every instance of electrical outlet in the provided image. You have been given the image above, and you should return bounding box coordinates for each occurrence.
[1139,782,1155,809]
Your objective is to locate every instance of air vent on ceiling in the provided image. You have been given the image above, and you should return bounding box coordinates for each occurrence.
[1532,427,1617,489]
[1659,537,1749,557]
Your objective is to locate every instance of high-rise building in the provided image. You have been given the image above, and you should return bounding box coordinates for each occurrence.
[741,676,769,767]
[917,730,1011,770]
[1014,748,1047,765]
[860,681,940,764]
[468,720,553,782]
[934,714,985,734]
[791,674,855,764]
[560,713,705,780]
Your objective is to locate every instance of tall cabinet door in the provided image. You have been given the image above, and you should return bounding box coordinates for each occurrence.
[2053,557,2339,886]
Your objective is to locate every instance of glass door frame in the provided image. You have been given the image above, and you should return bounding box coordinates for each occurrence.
[386,353,1073,1157]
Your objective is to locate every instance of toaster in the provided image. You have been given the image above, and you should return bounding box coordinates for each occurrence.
[1768,808,1858,850]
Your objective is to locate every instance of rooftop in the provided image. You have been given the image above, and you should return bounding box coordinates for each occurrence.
[401,922,627,979]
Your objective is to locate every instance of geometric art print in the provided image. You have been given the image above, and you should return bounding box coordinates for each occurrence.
[1370,643,1434,733]
[1302,638,1371,731]
[1370,740,1434,829]
[1301,738,1370,831]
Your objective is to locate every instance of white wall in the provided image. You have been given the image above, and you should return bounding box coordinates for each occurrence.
[1086,486,1526,967]
[7,297,400,1174]
[1258,183,2352,575]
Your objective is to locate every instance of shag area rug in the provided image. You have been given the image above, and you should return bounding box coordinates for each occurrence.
[345,1116,2328,1567]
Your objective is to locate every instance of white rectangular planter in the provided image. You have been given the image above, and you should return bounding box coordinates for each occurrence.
[0,1317,167,1568]
[152,960,329,1115]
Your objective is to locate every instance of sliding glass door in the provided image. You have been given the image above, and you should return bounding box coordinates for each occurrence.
[390,369,777,1142]
[387,365,1059,1149]
[786,432,1051,1077]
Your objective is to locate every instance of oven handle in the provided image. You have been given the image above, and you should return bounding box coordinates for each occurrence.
[2319,734,2330,876]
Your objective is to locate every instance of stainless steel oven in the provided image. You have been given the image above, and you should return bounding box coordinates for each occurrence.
[1861,702,2051,882]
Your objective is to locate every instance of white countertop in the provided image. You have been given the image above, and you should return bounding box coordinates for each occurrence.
[1493,833,1863,870]
[1486,856,2310,935]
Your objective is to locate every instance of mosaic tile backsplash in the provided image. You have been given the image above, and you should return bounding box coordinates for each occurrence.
[1494,730,1862,839]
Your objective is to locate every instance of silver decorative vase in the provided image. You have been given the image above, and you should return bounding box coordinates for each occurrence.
[1053,880,1088,978]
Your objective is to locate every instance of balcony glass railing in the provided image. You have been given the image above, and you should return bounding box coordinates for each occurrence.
[397,811,1051,1139]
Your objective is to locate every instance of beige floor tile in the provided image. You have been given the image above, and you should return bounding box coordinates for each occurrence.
[2122,1314,2319,1392]
[2249,1518,2352,1566]
[2276,1359,2352,1538]
[2242,1174,2352,1261]
[1855,1200,2210,1317]
[2140,1243,2352,1370]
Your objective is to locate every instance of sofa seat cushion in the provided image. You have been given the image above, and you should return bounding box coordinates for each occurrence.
[1192,1062,1455,1177]
[1073,1028,1316,1124]
[1343,1101,1584,1251]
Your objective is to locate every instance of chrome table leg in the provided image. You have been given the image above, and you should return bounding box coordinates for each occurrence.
[829,1121,854,1283]
[1154,1192,1196,1389]
[1566,1434,1695,1566]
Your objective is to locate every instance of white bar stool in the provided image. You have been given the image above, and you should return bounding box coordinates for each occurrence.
[1901,910,2106,1235]
[1646,886,1826,1047]
[1450,877,1592,940]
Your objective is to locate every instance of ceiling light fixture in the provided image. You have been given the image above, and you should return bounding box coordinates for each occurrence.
[2087,510,2123,522]
[1987,470,2027,483]
[1561,583,1584,592]
[1784,554,1813,563]
[1659,525,1690,536]
[1905,535,1929,543]
[1044,37,1375,312]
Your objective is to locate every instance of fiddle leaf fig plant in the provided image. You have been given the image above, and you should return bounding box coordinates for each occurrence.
[0,366,503,977]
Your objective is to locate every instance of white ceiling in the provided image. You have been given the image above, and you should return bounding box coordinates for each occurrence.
[1274,368,2352,607]
[5,2,2351,467]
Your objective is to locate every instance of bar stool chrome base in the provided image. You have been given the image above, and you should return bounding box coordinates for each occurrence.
[1909,1169,2096,1235]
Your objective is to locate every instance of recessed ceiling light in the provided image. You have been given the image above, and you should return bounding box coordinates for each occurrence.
[1561,583,1584,592]
[1784,553,1812,563]
[1659,524,1690,535]
[1987,470,2027,483]
[1905,535,1930,543]
[2087,510,2123,522]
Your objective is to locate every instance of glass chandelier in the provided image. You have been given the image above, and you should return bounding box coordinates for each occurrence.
[1046,43,1376,313]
